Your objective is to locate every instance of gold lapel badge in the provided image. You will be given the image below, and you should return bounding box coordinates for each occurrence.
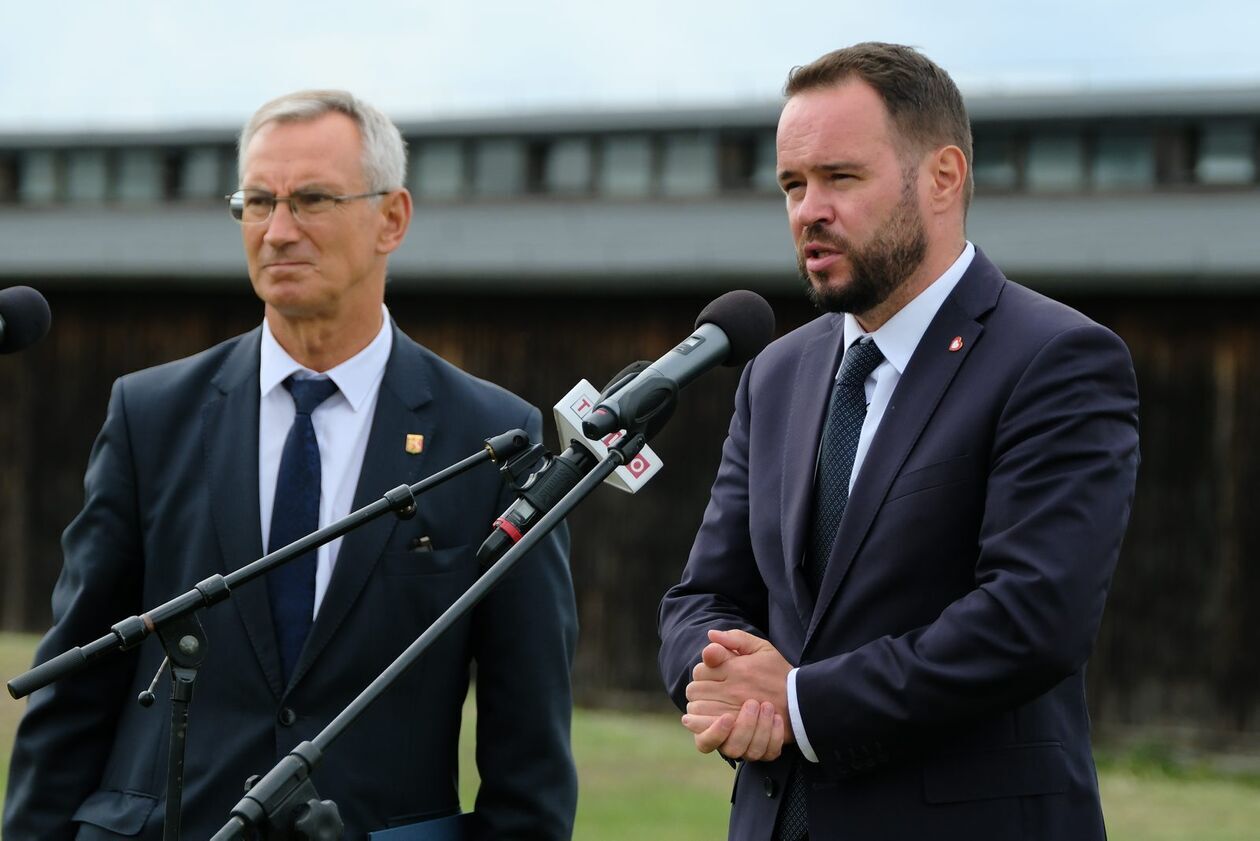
[405,433,425,454]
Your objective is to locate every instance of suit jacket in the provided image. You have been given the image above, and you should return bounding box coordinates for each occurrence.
[5,323,578,841]
[659,249,1140,841]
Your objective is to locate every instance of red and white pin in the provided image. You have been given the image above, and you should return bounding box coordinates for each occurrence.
[948,336,964,352]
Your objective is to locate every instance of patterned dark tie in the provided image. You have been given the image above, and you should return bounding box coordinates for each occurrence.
[775,337,884,841]
[266,375,339,684]
[805,338,885,594]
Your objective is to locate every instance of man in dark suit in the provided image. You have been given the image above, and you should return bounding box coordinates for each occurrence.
[658,43,1139,840]
[5,90,577,840]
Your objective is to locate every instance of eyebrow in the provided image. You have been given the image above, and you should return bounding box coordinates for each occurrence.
[239,183,340,194]
[778,161,868,182]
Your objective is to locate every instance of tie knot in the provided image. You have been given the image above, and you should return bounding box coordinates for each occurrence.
[838,340,884,388]
[284,376,339,416]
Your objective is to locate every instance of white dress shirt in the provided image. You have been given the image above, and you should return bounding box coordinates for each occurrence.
[788,242,976,763]
[258,305,393,617]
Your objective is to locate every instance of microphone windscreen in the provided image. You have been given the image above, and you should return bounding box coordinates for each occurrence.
[695,290,775,366]
[0,286,52,354]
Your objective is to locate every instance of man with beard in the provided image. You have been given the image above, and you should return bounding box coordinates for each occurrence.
[658,43,1139,841]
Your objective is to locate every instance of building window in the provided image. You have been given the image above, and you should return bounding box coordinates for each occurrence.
[1197,121,1255,185]
[1025,132,1086,193]
[598,135,653,197]
[716,131,778,193]
[0,153,16,203]
[19,150,59,204]
[1093,130,1155,191]
[718,133,754,192]
[65,149,109,204]
[660,132,718,197]
[181,146,228,200]
[116,148,166,203]
[472,138,526,198]
[542,137,592,195]
[1154,128,1196,186]
[752,131,778,192]
[411,140,465,200]
[973,135,1020,192]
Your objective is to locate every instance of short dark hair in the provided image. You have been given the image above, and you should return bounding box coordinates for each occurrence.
[785,42,973,209]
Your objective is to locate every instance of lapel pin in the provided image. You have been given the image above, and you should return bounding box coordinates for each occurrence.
[948,336,964,352]
[405,433,425,454]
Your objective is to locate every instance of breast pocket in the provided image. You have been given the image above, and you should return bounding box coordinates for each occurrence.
[885,455,975,503]
[380,543,472,577]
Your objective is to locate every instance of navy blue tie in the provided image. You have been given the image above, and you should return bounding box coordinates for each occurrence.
[805,338,885,594]
[775,338,884,841]
[266,375,339,684]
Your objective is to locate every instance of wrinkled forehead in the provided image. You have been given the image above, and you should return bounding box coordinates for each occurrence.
[240,113,366,189]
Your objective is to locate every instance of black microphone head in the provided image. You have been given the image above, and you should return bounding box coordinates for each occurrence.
[695,290,775,366]
[0,285,52,354]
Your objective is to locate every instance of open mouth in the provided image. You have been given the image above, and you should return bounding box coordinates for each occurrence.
[803,243,843,272]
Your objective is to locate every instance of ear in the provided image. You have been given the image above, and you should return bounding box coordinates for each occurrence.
[375,188,413,255]
[924,145,968,214]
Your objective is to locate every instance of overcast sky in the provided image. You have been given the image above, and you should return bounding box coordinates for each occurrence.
[3,0,1259,131]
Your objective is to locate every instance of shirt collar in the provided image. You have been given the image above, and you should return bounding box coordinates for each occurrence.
[843,241,976,374]
[259,304,394,412]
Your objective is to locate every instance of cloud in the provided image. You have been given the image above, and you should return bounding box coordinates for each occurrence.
[3,0,1259,131]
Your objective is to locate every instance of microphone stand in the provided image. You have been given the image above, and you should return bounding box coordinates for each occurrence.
[6,429,532,841]
[209,430,649,841]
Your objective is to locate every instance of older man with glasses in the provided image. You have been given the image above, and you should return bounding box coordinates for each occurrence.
[4,90,578,841]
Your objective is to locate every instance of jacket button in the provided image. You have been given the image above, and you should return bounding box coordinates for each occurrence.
[278,707,297,726]
[763,775,777,798]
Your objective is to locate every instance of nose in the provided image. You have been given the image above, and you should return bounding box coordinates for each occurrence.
[262,200,302,247]
[790,182,836,232]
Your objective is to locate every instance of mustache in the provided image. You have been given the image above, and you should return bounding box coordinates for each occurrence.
[797,224,850,253]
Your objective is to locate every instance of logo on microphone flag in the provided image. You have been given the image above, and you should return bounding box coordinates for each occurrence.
[625,454,652,478]
[554,380,663,494]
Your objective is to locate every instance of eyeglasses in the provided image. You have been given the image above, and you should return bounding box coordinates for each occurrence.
[225,188,389,224]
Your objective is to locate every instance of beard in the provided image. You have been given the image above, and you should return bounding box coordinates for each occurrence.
[797,174,928,317]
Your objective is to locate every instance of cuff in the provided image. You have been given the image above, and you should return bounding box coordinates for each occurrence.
[787,667,819,763]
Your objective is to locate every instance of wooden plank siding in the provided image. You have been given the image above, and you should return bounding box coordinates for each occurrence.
[1,284,1257,741]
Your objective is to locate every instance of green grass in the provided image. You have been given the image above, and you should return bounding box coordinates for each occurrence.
[458,698,732,840]
[5,632,1260,840]
[0,632,38,804]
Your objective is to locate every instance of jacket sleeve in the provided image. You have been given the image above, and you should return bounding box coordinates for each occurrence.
[657,360,771,713]
[4,379,146,840]
[468,404,578,841]
[795,323,1140,774]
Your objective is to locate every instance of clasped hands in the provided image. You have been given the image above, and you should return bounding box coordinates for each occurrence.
[681,628,794,762]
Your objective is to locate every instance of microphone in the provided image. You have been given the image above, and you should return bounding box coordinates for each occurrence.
[477,444,598,566]
[476,291,775,566]
[0,286,52,354]
[476,365,645,566]
[581,289,775,440]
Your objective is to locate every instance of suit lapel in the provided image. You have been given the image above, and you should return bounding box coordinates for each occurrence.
[806,252,1005,643]
[780,316,845,626]
[202,328,284,697]
[288,325,435,689]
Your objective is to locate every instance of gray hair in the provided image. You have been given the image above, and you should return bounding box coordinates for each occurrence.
[237,89,408,191]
